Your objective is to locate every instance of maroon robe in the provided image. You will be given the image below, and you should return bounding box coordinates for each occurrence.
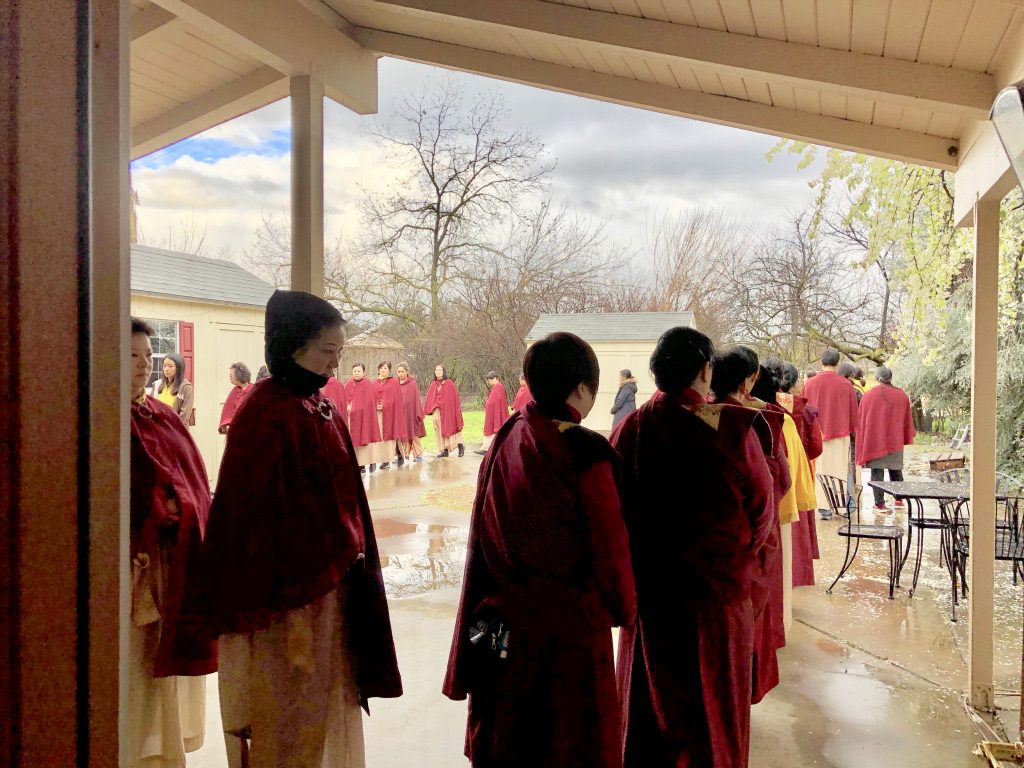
[733,396,791,704]
[399,375,427,438]
[131,395,216,677]
[375,375,409,441]
[483,381,510,437]
[802,370,858,440]
[612,389,773,768]
[345,376,382,447]
[443,402,636,767]
[321,375,347,414]
[199,378,402,708]
[855,383,915,465]
[219,384,252,432]
[511,384,532,412]
[424,378,465,437]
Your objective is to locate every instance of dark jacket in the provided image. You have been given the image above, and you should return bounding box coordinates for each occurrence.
[611,379,638,428]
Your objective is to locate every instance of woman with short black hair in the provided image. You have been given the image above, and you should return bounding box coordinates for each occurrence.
[612,328,773,768]
[200,289,402,768]
[444,332,635,768]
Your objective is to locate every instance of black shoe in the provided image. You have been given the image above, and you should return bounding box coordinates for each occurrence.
[359,465,366,474]
[473,449,486,455]
[369,463,377,473]
[458,443,465,457]
[380,462,390,470]
[436,449,449,458]
[396,456,405,466]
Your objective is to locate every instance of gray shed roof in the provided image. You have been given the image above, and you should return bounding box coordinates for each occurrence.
[130,244,275,308]
[345,331,404,349]
[525,312,695,343]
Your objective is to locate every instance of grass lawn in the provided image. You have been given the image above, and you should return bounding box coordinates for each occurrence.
[423,409,484,452]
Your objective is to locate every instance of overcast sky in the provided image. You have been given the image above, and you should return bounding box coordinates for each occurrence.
[132,57,821,261]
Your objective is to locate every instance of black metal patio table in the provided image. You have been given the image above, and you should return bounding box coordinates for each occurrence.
[869,480,973,598]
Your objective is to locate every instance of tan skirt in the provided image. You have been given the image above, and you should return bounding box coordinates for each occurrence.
[815,436,851,511]
[218,586,365,768]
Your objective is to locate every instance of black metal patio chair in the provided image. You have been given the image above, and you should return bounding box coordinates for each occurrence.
[822,474,906,599]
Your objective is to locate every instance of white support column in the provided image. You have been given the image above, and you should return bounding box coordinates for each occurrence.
[969,197,1000,713]
[290,75,325,296]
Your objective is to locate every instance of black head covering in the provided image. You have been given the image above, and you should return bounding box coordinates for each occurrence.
[264,289,344,397]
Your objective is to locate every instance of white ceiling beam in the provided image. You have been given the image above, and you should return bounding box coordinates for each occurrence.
[149,0,378,114]
[130,4,185,44]
[356,29,959,170]
[131,66,288,159]
[371,0,995,120]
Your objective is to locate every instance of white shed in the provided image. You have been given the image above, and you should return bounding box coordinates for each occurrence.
[525,311,695,434]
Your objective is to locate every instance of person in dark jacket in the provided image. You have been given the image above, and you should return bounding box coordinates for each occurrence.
[611,369,638,429]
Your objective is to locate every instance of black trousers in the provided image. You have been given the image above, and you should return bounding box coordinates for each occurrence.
[871,468,904,506]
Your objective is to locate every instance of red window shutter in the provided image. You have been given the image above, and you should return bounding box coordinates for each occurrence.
[179,321,195,382]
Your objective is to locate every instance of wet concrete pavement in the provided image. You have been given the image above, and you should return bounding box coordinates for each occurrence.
[189,455,1022,767]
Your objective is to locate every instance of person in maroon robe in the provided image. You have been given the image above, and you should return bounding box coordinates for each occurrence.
[711,347,790,707]
[373,361,409,469]
[803,349,859,519]
[770,359,822,587]
[218,362,253,434]
[345,362,383,472]
[396,361,427,462]
[475,371,509,455]
[128,318,216,767]
[856,366,916,510]
[612,327,774,768]
[424,364,466,458]
[444,332,636,768]
[197,290,402,766]
[511,372,532,412]
[321,371,347,415]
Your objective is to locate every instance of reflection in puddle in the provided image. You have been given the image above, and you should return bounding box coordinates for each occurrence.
[379,523,468,598]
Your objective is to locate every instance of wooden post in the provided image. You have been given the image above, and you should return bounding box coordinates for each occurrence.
[969,197,1000,713]
[290,74,324,295]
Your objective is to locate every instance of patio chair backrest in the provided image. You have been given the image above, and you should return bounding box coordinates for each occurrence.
[818,474,862,521]
[936,468,1024,496]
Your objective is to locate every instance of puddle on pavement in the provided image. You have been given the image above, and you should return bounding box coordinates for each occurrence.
[377,522,469,599]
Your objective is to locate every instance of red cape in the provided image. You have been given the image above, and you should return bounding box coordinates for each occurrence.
[218,384,252,432]
[375,376,409,441]
[131,396,216,677]
[612,389,773,768]
[199,378,402,707]
[399,376,426,438]
[511,384,532,412]
[777,394,821,587]
[483,381,510,436]
[321,375,347,414]
[855,383,916,465]
[345,376,382,447]
[444,402,635,766]
[802,370,859,440]
[424,378,464,438]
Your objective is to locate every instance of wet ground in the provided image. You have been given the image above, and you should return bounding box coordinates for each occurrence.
[189,448,1023,767]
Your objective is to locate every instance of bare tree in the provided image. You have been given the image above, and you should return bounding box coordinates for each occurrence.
[138,208,209,256]
[348,77,553,325]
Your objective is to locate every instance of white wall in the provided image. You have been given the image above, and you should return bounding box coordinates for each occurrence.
[586,341,657,434]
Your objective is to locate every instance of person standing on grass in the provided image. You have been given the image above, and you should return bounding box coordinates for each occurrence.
[476,371,509,455]
[424,364,465,458]
[856,366,915,512]
[802,349,859,519]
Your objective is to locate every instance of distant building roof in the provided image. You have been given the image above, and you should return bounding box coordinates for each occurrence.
[525,312,695,343]
[345,331,405,349]
[130,244,275,308]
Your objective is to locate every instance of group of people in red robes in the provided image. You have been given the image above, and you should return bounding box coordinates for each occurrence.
[130,290,916,768]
